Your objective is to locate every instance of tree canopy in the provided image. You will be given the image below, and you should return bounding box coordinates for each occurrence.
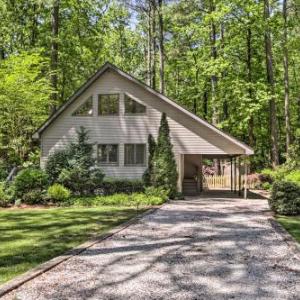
[0,0,299,170]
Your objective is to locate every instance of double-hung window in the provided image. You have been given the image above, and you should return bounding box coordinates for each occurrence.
[124,144,146,166]
[98,144,118,165]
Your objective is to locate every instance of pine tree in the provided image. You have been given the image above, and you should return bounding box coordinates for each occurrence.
[152,113,178,197]
[142,134,156,186]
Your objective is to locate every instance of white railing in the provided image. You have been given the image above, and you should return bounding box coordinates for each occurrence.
[203,175,256,189]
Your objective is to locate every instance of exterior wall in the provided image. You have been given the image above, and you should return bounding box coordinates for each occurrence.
[40,69,246,179]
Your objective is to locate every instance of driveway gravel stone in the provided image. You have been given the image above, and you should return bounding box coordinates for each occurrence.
[2,193,300,300]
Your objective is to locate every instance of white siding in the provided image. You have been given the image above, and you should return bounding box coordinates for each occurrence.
[41,69,246,179]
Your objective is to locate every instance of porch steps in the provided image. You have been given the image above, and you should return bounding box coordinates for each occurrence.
[182,179,198,196]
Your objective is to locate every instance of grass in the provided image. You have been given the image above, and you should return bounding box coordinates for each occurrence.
[276,215,300,243]
[0,206,142,285]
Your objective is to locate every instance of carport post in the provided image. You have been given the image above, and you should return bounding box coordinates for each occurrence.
[230,157,233,192]
[238,157,241,196]
[234,157,237,193]
[244,158,248,199]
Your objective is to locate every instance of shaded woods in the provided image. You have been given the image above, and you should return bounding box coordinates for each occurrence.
[0,0,299,171]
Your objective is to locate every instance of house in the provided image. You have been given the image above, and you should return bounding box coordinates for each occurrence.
[33,62,253,195]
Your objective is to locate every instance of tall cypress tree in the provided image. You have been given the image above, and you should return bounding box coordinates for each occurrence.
[152,113,178,197]
[142,134,156,186]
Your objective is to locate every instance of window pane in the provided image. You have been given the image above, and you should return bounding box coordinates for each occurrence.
[72,96,93,116]
[98,144,118,164]
[135,144,145,164]
[108,145,118,163]
[98,94,119,115]
[98,145,108,163]
[124,144,135,165]
[125,95,146,114]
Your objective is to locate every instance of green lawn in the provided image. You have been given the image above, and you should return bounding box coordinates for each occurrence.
[0,206,141,285]
[276,215,300,243]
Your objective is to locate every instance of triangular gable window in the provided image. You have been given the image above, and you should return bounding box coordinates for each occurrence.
[124,95,146,114]
[72,96,93,116]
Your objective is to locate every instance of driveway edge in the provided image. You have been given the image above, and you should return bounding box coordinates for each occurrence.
[268,217,300,259]
[0,204,164,298]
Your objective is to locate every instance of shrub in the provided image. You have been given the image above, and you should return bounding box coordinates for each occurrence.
[0,182,10,207]
[45,127,105,195]
[144,186,169,201]
[47,184,71,202]
[45,149,70,183]
[143,134,156,186]
[97,178,144,195]
[22,189,45,205]
[151,113,178,197]
[262,182,271,190]
[58,166,104,195]
[285,170,300,185]
[261,168,286,182]
[270,181,300,215]
[13,168,49,199]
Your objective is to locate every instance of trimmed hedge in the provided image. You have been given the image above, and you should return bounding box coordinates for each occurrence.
[270,181,300,215]
[95,178,144,195]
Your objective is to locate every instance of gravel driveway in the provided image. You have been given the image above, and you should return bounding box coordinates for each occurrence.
[2,193,300,300]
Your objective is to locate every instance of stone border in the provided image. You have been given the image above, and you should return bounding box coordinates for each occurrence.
[0,205,164,298]
[268,217,300,260]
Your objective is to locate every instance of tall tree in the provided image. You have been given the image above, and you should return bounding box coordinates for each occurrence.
[50,0,60,111]
[158,0,165,93]
[282,0,291,152]
[263,0,279,167]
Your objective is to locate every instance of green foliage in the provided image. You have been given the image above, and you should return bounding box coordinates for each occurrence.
[45,149,70,183]
[67,193,166,208]
[142,134,156,186]
[261,182,272,191]
[285,129,300,170]
[58,166,104,195]
[152,113,178,198]
[22,190,45,205]
[46,127,104,195]
[0,182,10,207]
[270,181,300,215]
[12,168,48,200]
[0,52,52,165]
[260,167,286,182]
[99,178,144,195]
[144,186,169,202]
[47,184,71,202]
[285,170,300,185]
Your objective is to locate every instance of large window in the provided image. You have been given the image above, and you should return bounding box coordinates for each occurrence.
[98,144,118,165]
[72,96,93,116]
[98,94,119,115]
[124,95,146,114]
[124,144,146,166]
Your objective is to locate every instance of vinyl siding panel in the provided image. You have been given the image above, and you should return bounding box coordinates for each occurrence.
[40,69,245,178]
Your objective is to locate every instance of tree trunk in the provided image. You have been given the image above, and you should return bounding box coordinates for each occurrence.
[246,26,255,147]
[150,0,156,89]
[158,0,165,93]
[264,0,279,167]
[282,0,291,152]
[50,0,59,113]
[209,0,218,126]
[147,2,152,86]
[30,3,38,46]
